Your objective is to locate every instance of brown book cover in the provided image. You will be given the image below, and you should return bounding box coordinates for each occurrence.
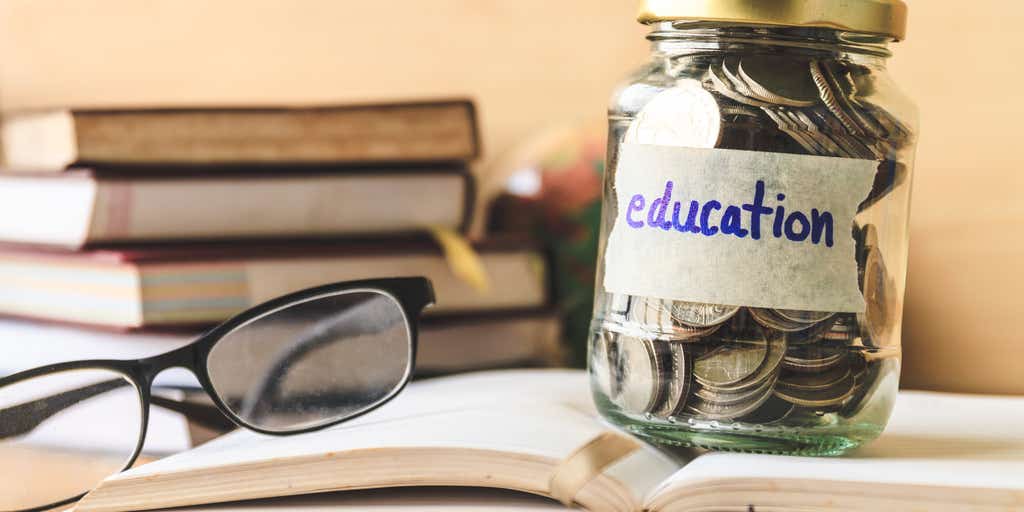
[0,166,474,247]
[0,99,480,170]
[0,236,549,328]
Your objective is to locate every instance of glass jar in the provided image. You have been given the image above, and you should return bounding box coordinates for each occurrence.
[589,0,917,455]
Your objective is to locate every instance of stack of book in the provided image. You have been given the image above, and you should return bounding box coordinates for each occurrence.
[0,100,561,383]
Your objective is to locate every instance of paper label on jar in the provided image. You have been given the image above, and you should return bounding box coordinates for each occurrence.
[603,144,876,313]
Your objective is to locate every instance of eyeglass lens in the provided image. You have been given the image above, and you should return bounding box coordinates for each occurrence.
[0,368,143,511]
[206,289,413,432]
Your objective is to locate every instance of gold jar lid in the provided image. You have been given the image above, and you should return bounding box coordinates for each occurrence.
[639,0,908,41]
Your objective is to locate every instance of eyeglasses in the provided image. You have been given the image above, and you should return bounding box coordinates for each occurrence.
[0,277,434,512]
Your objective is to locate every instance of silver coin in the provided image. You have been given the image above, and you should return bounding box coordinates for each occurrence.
[780,108,832,155]
[719,104,762,118]
[653,342,692,418]
[738,395,796,424]
[686,381,775,420]
[590,331,614,398]
[623,79,723,148]
[860,246,894,348]
[722,56,773,104]
[749,307,816,333]
[788,109,845,157]
[810,60,861,136]
[783,316,837,345]
[840,358,886,417]
[773,309,835,324]
[807,107,873,159]
[774,372,856,408]
[694,339,769,387]
[707,60,773,108]
[611,335,663,414]
[782,344,846,373]
[855,223,878,274]
[823,314,858,343]
[630,298,719,341]
[700,328,786,393]
[829,61,887,140]
[777,362,852,391]
[737,55,818,108]
[760,107,819,154]
[696,371,778,406]
[668,301,740,328]
[816,59,888,143]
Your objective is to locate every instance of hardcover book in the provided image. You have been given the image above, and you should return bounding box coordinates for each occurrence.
[0,168,472,247]
[0,311,563,382]
[0,238,548,328]
[68,370,1024,512]
[0,101,479,170]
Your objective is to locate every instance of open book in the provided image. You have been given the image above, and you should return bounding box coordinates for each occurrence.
[74,370,1024,512]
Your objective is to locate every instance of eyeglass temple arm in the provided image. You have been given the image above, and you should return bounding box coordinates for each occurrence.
[150,392,237,432]
[238,299,390,418]
[0,379,123,439]
[0,379,235,440]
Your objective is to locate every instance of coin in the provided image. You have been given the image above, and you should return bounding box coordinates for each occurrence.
[807,107,875,159]
[822,314,858,343]
[810,60,861,136]
[708,60,773,108]
[761,107,818,154]
[696,371,778,406]
[789,109,845,157]
[738,55,819,108]
[855,223,879,278]
[630,298,720,341]
[686,381,775,420]
[738,395,796,424]
[860,160,907,211]
[590,331,614,398]
[611,335,663,414]
[860,246,894,347]
[773,309,835,324]
[782,343,846,373]
[774,372,856,408]
[749,308,818,332]
[783,316,837,345]
[720,104,762,118]
[817,60,890,158]
[777,361,852,391]
[653,342,692,418]
[700,328,786,393]
[840,357,886,417]
[624,79,722,148]
[605,332,624,398]
[669,301,740,328]
[694,339,769,387]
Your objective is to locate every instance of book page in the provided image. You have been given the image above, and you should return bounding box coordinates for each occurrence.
[156,487,565,511]
[81,370,683,512]
[122,403,603,478]
[648,391,1024,509]
[101,369,664,475]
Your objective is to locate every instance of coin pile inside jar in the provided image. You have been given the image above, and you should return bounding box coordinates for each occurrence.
[594,54,908,424]
[595,290,881,423]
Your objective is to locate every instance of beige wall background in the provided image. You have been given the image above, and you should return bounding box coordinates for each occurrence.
[1,1,1020,393]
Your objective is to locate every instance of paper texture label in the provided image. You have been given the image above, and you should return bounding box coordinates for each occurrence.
[603,144,876,313]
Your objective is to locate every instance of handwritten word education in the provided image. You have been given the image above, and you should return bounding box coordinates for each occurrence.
[624,180,835,247]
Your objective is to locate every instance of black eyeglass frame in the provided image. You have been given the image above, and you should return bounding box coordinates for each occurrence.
[0,276,434,512]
